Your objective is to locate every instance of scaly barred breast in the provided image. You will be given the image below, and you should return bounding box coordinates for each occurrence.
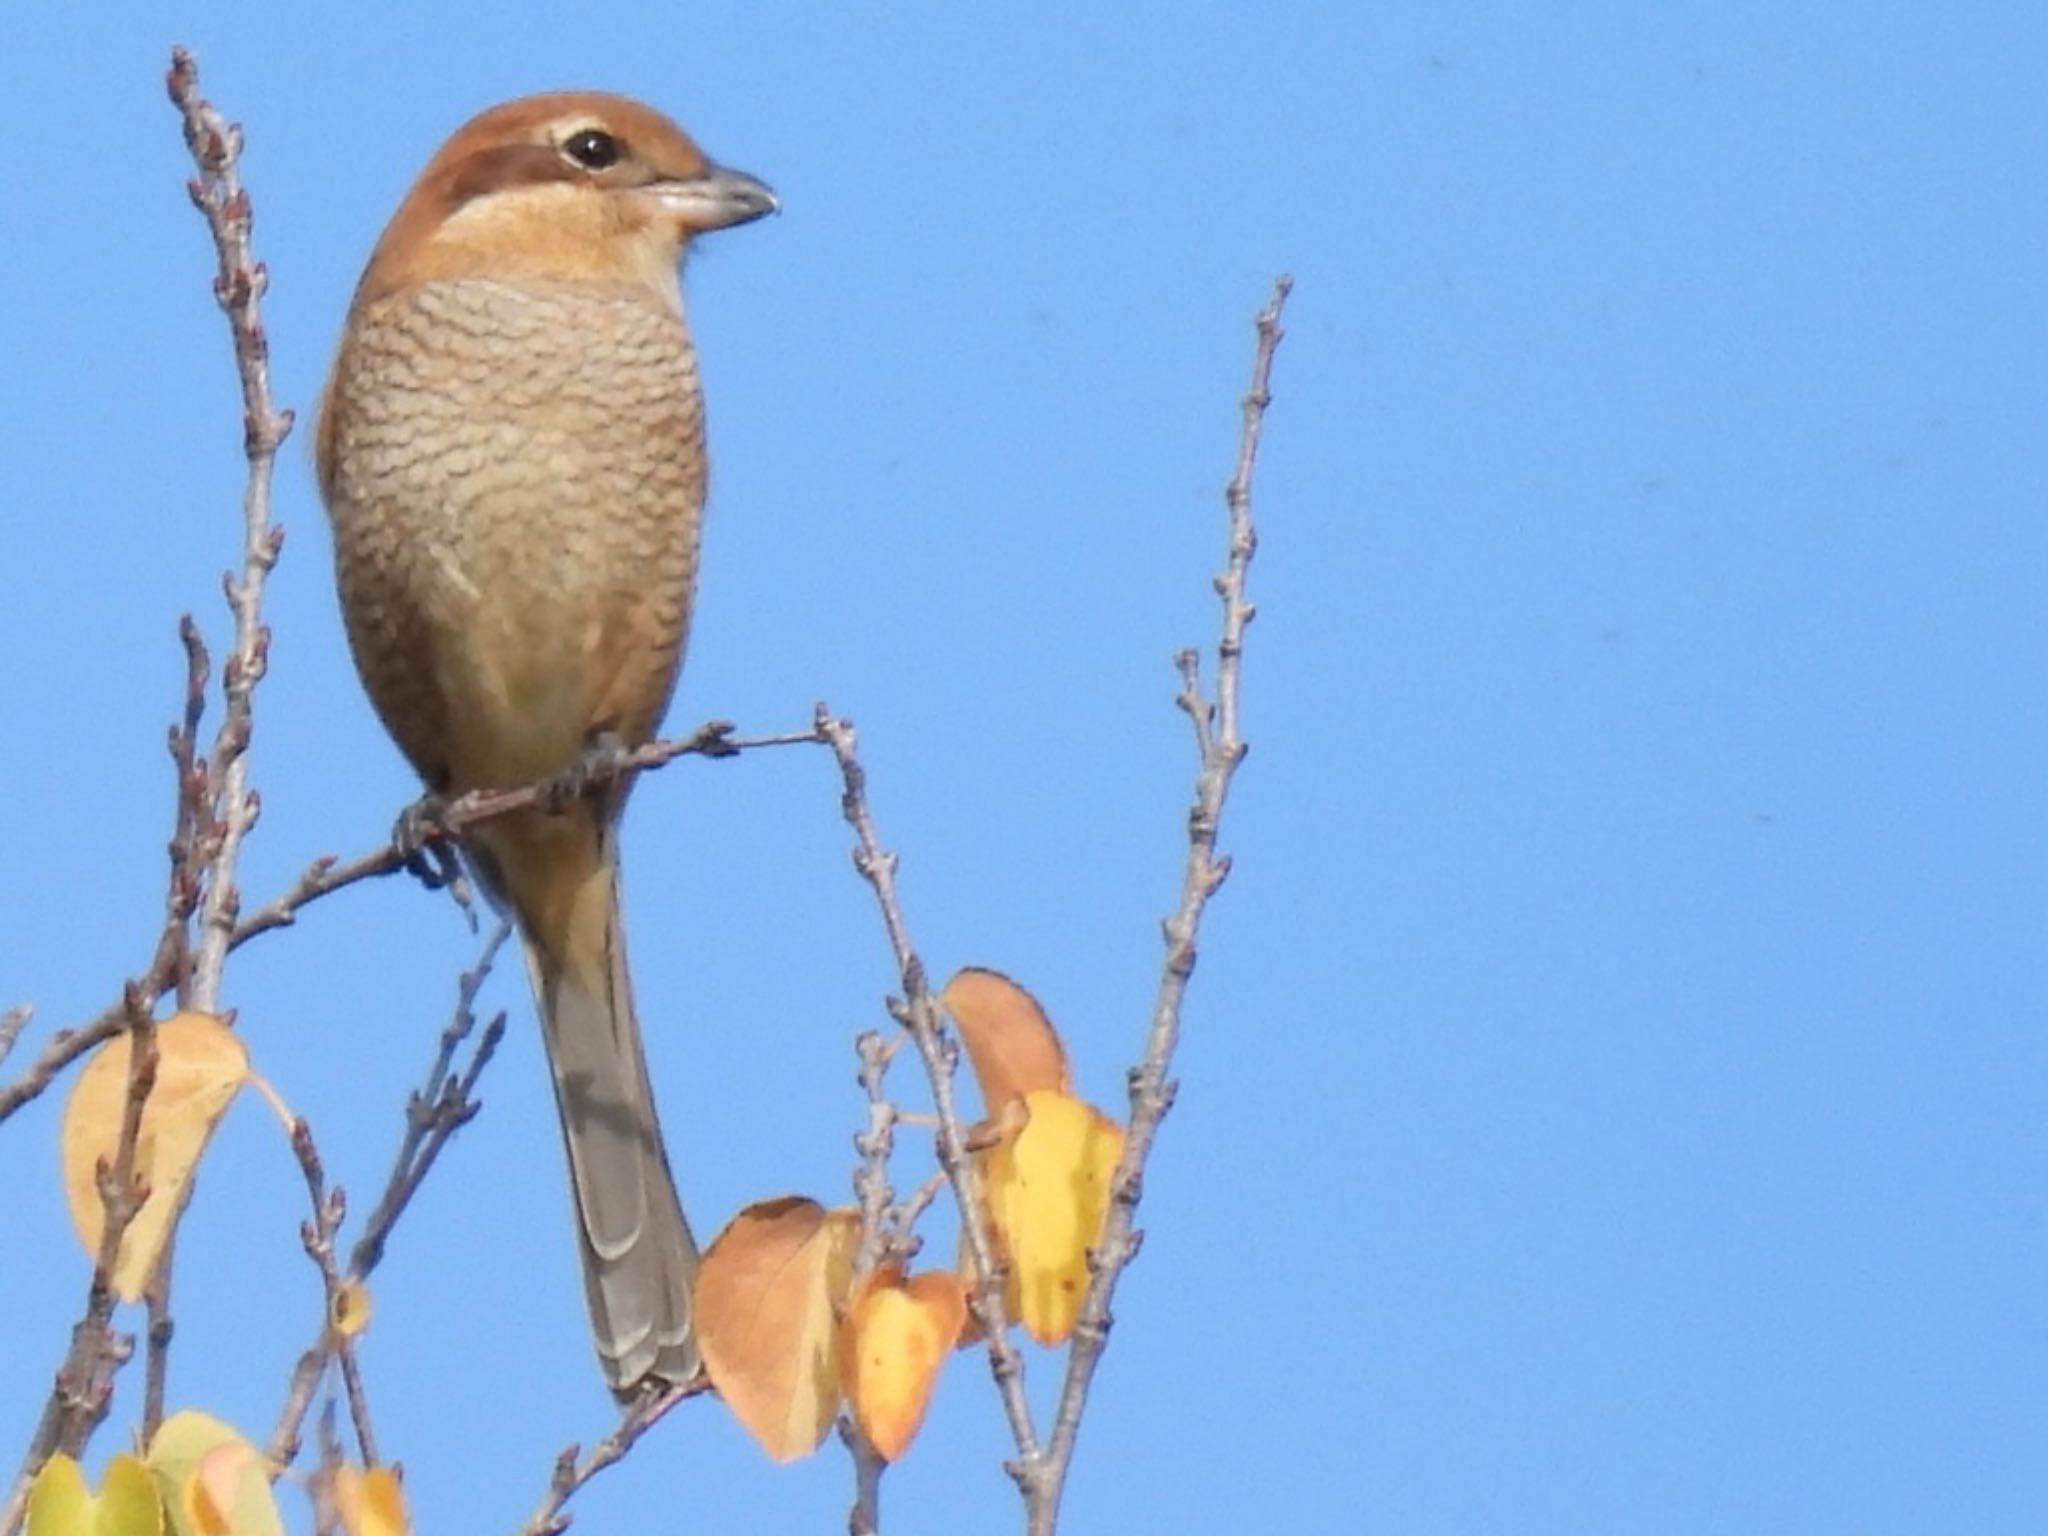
[322,277,707,794]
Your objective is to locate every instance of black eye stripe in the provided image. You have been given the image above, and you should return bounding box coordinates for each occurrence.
[562,129,622,170]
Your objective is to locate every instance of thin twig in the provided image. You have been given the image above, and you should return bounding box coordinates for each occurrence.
[265,1345,329,1472]
[285,1120,380,1466]
[167,47,294,1015]
[843,1026,901,1532]
[842,1415,886,1536]
[0,724,815,1130]
[0,633,205,1122]
[226,722,820,949]
[165,616,211,1010]
[0,1001,160,1536]
[0,1007,134,1126]
[0,1006,31,1071]
[142,1232,177,1443]
[1028,276,1292,1534]
[890,1170,949,1249]
[266,925,509,1472]
[0,325,254,1530]
[514,1385,700,1536]
[310,1406,347,1536]
[815,708,1042,1478]
[348,923,510,1278]
[849,1028,900,1278]
[0,92,287,1497]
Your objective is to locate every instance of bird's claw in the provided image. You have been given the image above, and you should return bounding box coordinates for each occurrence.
[392,794,450,863]
[543,731,633,810]
[391,795,479,926]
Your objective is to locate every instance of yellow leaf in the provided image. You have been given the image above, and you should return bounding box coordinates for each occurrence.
[941,968,1070,1114]
[146,1412,280,1536]
[24,1453,165,1536]
[95,1456,165,1536]
[980,1089,1124,1345]
[842,1270,967,1461]
[331,1465,408,1536]
[695,1197,859,1462]
[62,1013,249,1300]
[25,1454,92,1536]
[331,1279,372,1339]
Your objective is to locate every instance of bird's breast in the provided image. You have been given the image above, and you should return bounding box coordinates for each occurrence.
[322,277,709,792]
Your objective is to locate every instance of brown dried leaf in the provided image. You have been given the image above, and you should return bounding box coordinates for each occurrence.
[695,1197,858,1462]
[941,967,1070,1114]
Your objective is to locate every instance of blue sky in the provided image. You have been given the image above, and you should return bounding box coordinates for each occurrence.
[2,6,2044,1533]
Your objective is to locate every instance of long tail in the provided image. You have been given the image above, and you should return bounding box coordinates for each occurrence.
[472,806,699,1394]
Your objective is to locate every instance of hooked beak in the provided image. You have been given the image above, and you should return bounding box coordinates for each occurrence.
[646,163,779,233]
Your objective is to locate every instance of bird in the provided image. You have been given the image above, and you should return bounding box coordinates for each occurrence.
[315,92,776,1393]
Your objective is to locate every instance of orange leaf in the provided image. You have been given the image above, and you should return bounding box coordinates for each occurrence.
[941,968,1070,1114]
[980,1089,1124,1345]
[62,1013,249,1301]
[841,1269,967,1460]
[695,1197,858,1462]
[331,1465,408,1536]
[190,1445,251,1536]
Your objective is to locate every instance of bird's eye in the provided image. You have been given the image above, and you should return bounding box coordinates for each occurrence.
[562,129,622,171]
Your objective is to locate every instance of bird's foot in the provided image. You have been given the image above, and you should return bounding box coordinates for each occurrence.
[393,792,463,891]
[542,730,633,811]
[392,793,451,867]
[391,794,480,926]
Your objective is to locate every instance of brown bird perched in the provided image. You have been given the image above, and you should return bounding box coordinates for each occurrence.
[315,92,775,1393]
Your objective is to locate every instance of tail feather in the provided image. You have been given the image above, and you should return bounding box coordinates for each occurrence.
[478,808,699,1393]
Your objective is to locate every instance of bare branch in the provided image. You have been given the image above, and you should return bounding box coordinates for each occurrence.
[849,1028,901,1277]
[310,1407,348,1536]
[166,47,294,1016]
[891,1170,949,1246]
[0,1006,31,1071]
[815,708,1042,1479]
[284,1120,380,1466]
[0,1011,126,1125]
[142,1232,177,1444]
[0,1001,161,1536]
[266,925,509,1472]
[514,1384,703,1536]
[0,723,814,1129]
[841,1414,887,1536]
[347,923,510,1280]
[226,721,821,949]
[1028,276,1292,1532]
[841,1024,904,1531]
[0,625,209,1122]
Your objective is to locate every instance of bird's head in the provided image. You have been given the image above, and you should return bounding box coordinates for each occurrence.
[352,91,777,309]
